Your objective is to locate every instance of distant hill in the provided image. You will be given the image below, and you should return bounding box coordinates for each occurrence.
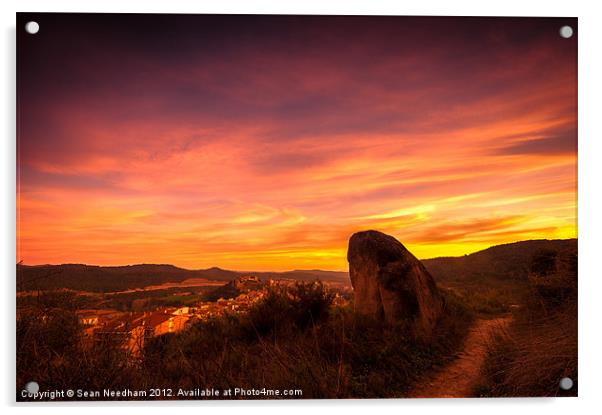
[253,269,349,283]
[423,239,577,287]
[16,239,576,293]
[16,263,349,292]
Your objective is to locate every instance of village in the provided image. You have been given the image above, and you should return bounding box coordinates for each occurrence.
[73,276,350,355]
[74,276,268,354]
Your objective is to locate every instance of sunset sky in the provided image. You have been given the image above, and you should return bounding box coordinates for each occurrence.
[17,15,577,271]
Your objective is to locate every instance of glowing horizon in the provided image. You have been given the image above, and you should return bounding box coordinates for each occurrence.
[17,15,577,271]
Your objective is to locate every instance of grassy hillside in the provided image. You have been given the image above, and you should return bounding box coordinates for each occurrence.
[423,239,576,284]
[423,239,577,315]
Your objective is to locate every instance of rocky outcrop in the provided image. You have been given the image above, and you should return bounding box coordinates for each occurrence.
[347,230,443,338]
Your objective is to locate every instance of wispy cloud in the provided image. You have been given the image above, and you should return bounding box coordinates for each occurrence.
[17,16,577,270]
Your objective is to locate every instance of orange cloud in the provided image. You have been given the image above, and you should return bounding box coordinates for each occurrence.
[17,16,577,271]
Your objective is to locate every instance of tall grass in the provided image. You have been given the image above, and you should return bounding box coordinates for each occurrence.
[475,249,577,397]
[138,284,472,399]
[17,307,138,395]
[17,281,473,400]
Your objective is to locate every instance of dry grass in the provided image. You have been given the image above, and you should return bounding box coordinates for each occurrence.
[17,282,473,400]
[477,308,576,397]
[475,249,577,397]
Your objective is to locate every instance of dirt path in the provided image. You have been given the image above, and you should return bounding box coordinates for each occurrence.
[411,316,512,398]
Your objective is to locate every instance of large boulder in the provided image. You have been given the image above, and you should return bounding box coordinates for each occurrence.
[347,230,443,338]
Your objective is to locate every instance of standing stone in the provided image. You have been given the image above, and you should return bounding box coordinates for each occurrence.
[347,230,443,338]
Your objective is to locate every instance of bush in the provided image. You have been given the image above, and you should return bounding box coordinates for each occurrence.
[289,281,336,329]
[244,281,335,337]
[530,249,559,277]
[246,287,295,337]
[16,307,136,397]
[17,307,82,391]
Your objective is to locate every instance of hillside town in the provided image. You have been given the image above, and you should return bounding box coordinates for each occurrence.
[70,276,350,355]
[72,276,265,354]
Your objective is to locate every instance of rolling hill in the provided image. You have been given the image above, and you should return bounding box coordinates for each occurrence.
[423,238,577,286]
[16,239,576,293]
[16,263,349,292]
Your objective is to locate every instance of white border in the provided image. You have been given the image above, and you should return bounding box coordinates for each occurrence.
[3,1,602,414]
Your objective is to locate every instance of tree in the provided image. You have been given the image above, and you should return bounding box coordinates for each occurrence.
[530,249,558,277]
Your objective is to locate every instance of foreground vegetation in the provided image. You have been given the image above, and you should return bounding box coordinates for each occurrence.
[17,282,473,400]
[475,248,578,397]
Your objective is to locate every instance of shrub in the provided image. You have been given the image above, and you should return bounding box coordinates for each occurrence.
[289,281,335,329]
[530,249,559,277]
[246,286,295,337]
[243,281,335,337]
[17,304,145,399]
